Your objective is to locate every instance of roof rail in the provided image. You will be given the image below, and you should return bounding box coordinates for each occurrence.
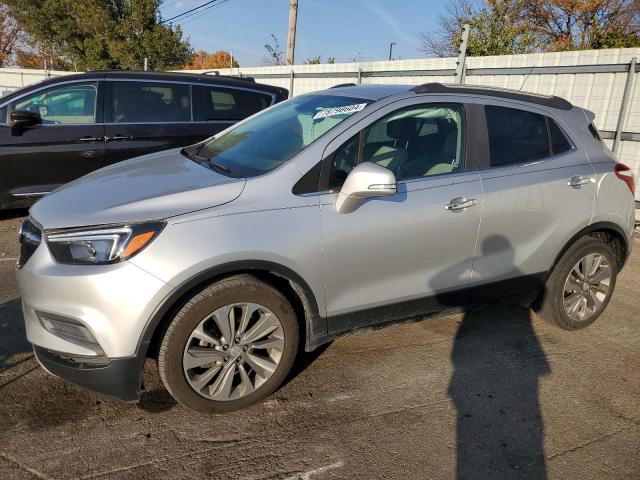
[412,82,572,110]
[330,83,357,88]
[200,70,255,82]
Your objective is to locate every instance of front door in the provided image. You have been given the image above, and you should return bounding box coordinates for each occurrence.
[0,81,105,207]
[318,102,483,333]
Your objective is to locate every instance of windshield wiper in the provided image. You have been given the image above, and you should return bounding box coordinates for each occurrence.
[207,158,231,174]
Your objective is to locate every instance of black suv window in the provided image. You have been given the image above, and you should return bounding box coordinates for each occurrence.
[0,105,6,124]
[328,103,465,189]
[192,85,272,121]
[12,82,98,125]
[484,105,572,167]
[109,81,191,123]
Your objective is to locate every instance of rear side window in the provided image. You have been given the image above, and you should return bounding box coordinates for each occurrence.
[588,123,602,141]
[193,85,272,121]
[549,119,572,154]
[109,81,191,123]
[0,105,6,123]
[485,105,550,167]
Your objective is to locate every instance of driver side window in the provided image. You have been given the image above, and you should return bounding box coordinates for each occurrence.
[329,103,465,189]
[12,82,98,125]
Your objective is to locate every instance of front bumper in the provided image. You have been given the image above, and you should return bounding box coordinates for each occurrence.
[34,346,145,402]
[16,235,174,400]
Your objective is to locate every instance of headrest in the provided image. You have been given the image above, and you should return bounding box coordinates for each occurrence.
[386,116,418,141]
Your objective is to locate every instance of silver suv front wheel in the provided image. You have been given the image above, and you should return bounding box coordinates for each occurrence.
[182,303,285,401]
[158,275,299,413]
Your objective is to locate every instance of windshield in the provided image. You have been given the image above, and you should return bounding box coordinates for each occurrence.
[191,94,372,177]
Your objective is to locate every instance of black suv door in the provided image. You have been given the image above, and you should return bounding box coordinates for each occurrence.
[104,79,277,165]
[104,80,202,164]
[0,80,106,208]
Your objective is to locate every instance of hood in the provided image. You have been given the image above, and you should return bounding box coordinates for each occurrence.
[30,148,246,229]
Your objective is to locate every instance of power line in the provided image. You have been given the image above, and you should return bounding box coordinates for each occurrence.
[172,0,231,25]
[160,0,221,24]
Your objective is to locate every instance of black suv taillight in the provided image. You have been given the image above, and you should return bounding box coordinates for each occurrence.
[614,163,636,195]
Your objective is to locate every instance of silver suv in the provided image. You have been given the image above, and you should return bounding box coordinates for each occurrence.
[17,83,636,412]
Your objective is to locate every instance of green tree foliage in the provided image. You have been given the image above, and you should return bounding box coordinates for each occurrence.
[262,34,285,66]
[303,55,336,64]
[420,0,538,57]
[3,0,193,70]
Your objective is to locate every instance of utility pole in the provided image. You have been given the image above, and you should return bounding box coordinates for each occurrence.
[454,24,470,84]
[286,0,298,65]
[388,42,396,61]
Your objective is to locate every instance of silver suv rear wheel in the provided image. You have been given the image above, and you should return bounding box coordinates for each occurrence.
[534,235,618,330]
[562,253,612,322]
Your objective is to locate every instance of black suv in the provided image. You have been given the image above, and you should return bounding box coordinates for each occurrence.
[0,70,288,209]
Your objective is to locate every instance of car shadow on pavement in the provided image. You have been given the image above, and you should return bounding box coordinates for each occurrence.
[0,298,30,365]
[0,208,28,221]
[0,298,37,391]
[433,235,551,479]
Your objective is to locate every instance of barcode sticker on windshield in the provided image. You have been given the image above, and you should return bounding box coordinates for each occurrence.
[313,103,367,120]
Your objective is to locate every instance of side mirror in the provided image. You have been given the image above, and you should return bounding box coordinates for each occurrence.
[10,110,41,133]
[336,162,397,214]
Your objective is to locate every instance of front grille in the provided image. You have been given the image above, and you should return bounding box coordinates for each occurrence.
[17,218,42,269]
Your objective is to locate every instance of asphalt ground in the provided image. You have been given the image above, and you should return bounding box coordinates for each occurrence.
[0,209,638,479]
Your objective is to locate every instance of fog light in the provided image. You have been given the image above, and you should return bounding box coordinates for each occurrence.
[37,312,104,354]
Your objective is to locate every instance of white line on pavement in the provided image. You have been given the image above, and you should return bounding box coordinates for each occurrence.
[282,461,344,480]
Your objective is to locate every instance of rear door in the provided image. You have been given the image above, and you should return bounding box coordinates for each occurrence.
[104,80,205,164]
[191,83,275,129]
[471,101,596,300]
[104,80,277,165]
[0,80,105,204]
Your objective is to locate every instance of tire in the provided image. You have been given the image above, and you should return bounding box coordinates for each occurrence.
[158,274,299,413]
[533,236,617,330]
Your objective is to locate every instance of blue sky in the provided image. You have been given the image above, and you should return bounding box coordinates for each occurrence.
[160,0,449,66]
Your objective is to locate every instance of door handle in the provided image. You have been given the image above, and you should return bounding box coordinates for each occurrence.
[105,135,132,142]
[445,197,477,212]
[568,175,594,188]
[79,136,102,142]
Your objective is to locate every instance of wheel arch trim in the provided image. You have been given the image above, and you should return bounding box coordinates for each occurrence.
[135,260,324,361]
[548,221,630,280]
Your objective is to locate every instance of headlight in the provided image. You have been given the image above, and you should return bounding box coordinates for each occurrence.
[45,221,165,265]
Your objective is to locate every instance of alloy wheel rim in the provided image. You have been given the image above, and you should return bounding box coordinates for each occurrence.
[562,253,611,322]
[182,303,285,401]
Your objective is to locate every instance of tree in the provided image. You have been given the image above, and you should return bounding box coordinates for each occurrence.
[16,42,68,70]
[0,5,23,67]
[420,0,539,57]
[303,55,336,64]
[183,50,239,69]
[262,34,285,66]
[3,0,193,70]
[523,0,640,51]
[419,0,640,57]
